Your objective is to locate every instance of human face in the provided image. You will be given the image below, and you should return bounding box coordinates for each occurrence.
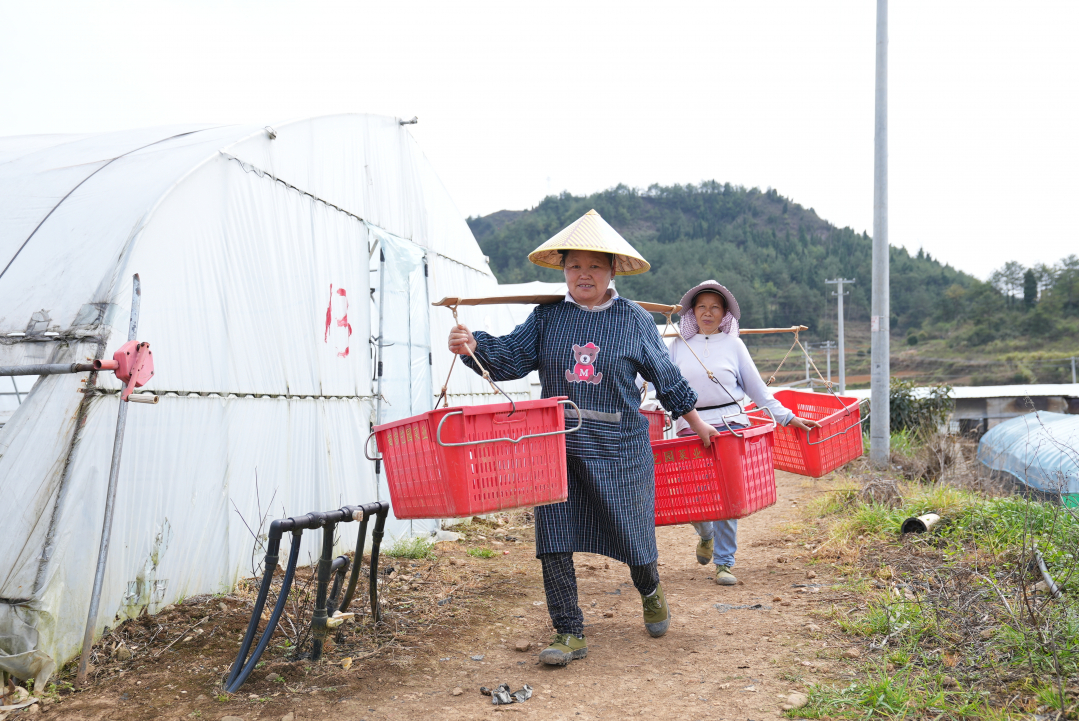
[563,250,614,309]
[693,292,726,335]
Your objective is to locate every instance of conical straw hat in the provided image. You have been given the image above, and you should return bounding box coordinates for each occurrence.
[527,209,650,275]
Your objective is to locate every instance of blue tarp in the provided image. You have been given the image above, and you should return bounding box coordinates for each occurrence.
[978,412,1079,496]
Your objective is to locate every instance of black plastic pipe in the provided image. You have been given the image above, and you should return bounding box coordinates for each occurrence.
[327,555,349,615]
[339,501,390,613]
[225,501,391,691]
[225,530,302,693]
[368,505,389,624]
[309,522,338,661]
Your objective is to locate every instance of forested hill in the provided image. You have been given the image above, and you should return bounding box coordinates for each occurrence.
[467,182,971,338]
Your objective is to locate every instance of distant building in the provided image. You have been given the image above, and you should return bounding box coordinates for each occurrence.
[847,384,1079,436]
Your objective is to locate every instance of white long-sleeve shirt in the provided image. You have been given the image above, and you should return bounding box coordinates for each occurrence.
[667,332,795,433]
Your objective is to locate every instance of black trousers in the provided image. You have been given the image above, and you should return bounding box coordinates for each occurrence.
[540,552,659,636]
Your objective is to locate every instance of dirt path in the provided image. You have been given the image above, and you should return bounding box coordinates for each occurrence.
[329,470,840,721]
[44,470,852,721]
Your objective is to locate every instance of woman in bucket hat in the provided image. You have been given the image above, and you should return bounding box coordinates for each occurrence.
[669,281,820,585]
[448,210,719,665]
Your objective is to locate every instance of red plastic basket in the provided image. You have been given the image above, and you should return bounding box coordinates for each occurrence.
[640,408,670,442]
[370,397,579,519]
[747,389,865,478]
[652,414,777,526]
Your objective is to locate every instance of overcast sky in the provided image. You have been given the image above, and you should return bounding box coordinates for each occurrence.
[1,0,1075,280]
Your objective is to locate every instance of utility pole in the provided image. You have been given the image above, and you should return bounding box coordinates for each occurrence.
[820,341,836,386]
[1072,356,1077,384]
[870,0,890,467]
[804,343,812,389]
[826,279,854,392]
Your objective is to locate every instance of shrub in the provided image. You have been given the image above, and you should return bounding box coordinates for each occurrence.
[864,379,952,437]
[385,536,434,560]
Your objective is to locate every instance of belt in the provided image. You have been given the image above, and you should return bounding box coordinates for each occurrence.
[563,408,622,423]
[696,402,740,412]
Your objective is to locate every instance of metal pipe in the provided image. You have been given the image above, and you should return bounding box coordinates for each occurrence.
[1033,548,1063,599]
[128,393,159,404]
[374,247,386,485]
[0,362,96,376]
[76,273,140,686]
[869,0,890,468]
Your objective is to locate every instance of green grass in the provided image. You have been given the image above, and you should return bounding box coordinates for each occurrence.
[805,473,1079,720]
[811,483,1079,576]
[467,547,496,559]
[796,667,1003,721]
[384,536,435,560]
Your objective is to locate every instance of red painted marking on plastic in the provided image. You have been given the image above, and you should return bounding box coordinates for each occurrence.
[324,286,350,358]
[324,284,334,342]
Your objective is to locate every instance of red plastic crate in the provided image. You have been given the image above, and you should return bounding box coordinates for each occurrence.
[640,408,670,442]
[747,389,864,477]
[373,397,575,519]
[652,415,777,526]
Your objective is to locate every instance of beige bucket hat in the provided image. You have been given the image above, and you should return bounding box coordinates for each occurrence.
[527,209,650,275]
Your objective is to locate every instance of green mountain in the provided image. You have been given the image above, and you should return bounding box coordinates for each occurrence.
[468,182,969,338]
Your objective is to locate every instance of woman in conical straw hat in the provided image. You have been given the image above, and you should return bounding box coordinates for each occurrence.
[668,281,820,586]
[448,209,720,665]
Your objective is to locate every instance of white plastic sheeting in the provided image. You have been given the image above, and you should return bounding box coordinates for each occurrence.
[0,115,535,669]
[977,412,1079,496]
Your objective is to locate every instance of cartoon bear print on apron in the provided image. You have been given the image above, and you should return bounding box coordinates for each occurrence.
[565,343,603,384]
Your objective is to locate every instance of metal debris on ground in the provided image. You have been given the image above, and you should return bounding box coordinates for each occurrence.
[712,603,771,613]
[470,654,485,661]
[481,683,533,705]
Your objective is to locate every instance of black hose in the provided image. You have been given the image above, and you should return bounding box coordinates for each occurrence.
[225,530,285,690]
[224,502,391,691]
[339,513,371,613]
[327,556,349,616]
[310,523,337,661]
[368,506,389,623]
[225,531,303,693]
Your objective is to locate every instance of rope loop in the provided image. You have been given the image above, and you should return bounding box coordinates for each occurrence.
[436,303,517,415]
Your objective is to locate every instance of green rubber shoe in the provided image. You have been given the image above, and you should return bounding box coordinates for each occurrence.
[715,565,738,586]
[695,537,714,565]
[641,583,671,638]
[538,633,588,666]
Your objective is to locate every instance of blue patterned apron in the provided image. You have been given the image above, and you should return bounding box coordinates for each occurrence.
[463,297,696,565]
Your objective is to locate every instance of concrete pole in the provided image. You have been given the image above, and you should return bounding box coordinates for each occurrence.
[827,279,855,393]
[805,344,811,388]
[1072,356,1076,384]
[870,0,890,467]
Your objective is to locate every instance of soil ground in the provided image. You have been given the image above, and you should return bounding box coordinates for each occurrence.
[31,470,860,721]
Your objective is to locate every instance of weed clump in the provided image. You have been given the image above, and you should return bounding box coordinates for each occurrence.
[385,536,435,560]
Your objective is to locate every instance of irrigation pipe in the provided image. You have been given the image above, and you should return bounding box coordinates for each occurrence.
[1033,548,1063,600]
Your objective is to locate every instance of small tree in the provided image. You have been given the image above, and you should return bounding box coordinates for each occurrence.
[1023,268,1038,309]
[989,260,1025,305]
